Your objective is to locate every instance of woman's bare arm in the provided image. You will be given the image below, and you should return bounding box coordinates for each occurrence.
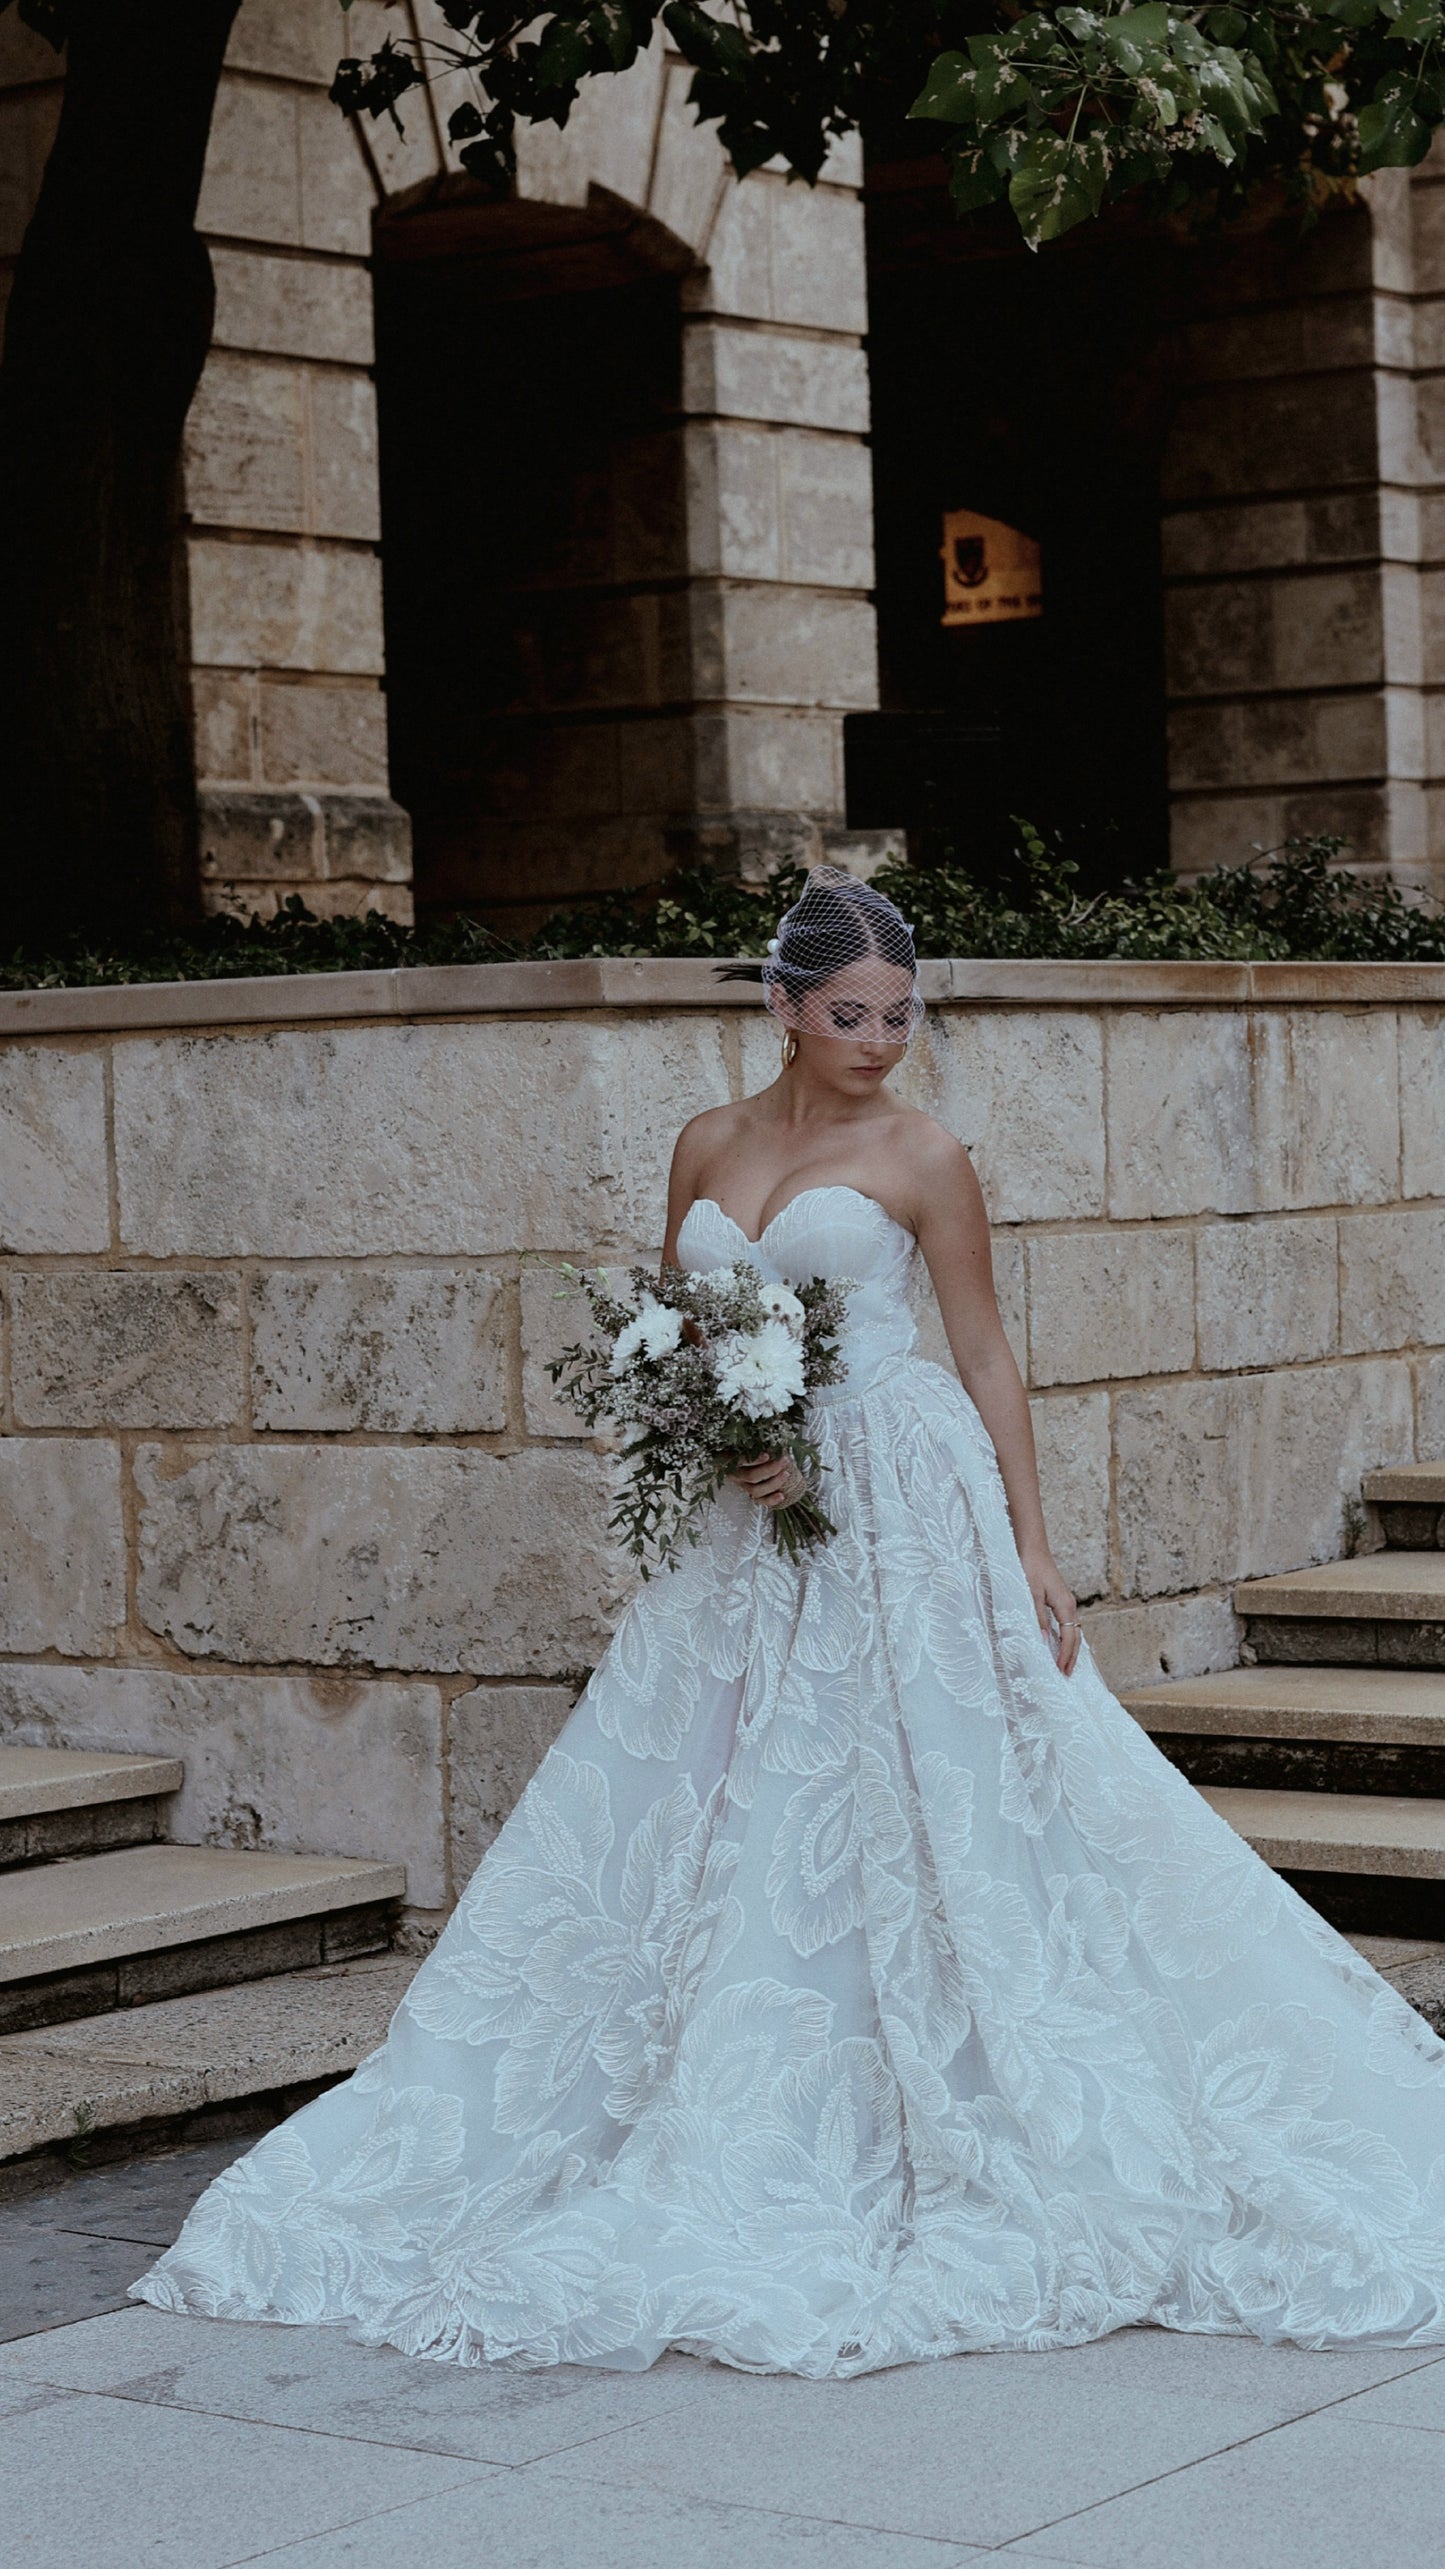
[911,1131,1081,1676]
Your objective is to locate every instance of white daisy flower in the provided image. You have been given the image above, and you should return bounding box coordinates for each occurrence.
[609,1300,684,1374]
[712,1320,807,1419]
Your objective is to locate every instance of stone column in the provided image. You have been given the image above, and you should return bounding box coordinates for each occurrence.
[1162,184,1432,897]
[187,0,411,920]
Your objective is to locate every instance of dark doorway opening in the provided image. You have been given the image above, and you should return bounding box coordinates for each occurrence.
[863,160,1185,883]
[373,186,693,925]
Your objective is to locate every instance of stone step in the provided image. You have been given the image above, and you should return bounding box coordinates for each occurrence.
[0,1747,184,1868]
[1121,1667,1445,1797]
[0,1844,405,2037]
[0,1953,417,2171]
[1365,1461,1445,1550]
[1203,1784,1445,1938]
[1236,1552,1445,1670]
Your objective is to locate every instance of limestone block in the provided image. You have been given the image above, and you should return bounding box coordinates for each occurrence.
[515,34,663,210]
[1115,1358,1412,1599]
[1339,1208,1445,1354]
[778,432,874,589]
[1106,1010,1255,1218]
[449,1683,578,1882]
[646,60,731,255]
[683,323,870,434]
[361,90,445,201]
[297,90,373,256]
[228,0,391,83]
[259,680,389,789]
[320,793,412,883]
[114,1019,729,1257]
[188,537,385,674]
[211,246,374,365]
[251,1268,509,1432]
[199,789,323,884]
[1400,1010,1445,1198]
[1419,1351,1445,1457]
[0,1047,108,1253]
[0,1441,125,1656]
[1164,581,1271,698]
[1082,1592,1240,1693]
[198,77,301,246]
[1027,1228,1194,1387]
[135,1442,632,1676]
[1169,792,1283,880]
[0,1660,446,1906]
[686,423,780,580]
[11,1273,244,1429]
[1270,568,1385,692]
[183,353,306,532]
[691,584,878,709]
[194,671,256,784]
[522,1253,655,1437]
[1163,371,1377,507]
[1030,1390,1109,1602]
[917,1010,1105,1225]
[698,707,841,814]
[769,180,867,334]
[1196,1216,1339,1370]
[1252,1008,1399,1209]
[691,174,773,324]
[309,371,381,542]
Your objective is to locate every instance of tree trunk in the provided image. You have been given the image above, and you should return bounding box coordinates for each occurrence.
[0,0,241,947]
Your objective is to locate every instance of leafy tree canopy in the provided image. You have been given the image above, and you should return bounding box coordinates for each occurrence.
[331,0,1445,246]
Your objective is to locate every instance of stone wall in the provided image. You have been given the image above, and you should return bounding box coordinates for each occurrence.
[2,964,1444,1927]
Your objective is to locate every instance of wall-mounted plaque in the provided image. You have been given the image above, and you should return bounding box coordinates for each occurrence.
[941,508,1043,628]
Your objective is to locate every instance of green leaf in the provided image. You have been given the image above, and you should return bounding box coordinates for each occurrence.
[948,146,1010,211]
[908,49,975,124]
[1205,8,1249,39]
[1358,95,1432,162]
[1009,134,1100,243]
[1389,0,1442,39]
[1120,3,1171,43]
[1318,0,1381,22]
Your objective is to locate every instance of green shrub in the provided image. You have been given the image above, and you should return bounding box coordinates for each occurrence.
[4,832,1444,990]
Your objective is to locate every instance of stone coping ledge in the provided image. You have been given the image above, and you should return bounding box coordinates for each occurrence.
[3,954,1445,1038]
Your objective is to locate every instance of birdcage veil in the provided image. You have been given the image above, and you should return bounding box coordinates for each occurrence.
[760,864,924,1048]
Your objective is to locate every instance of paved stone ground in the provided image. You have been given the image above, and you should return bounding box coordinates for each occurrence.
[3,2138,1445,2567]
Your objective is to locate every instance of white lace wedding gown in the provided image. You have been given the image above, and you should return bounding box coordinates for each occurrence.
[134,1186,1445,2371]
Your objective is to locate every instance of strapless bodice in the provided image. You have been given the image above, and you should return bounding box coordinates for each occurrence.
[676,1184,919,1403]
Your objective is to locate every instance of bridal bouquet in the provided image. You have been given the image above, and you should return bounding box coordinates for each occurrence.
[545,1258,853,1572]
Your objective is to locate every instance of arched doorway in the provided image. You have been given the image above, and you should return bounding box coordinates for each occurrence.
[373,183,695,925]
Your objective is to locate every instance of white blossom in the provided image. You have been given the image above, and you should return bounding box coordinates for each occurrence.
[712,1321,807,1419]
[609,1300,684,1374]
[757,1280,805,1335]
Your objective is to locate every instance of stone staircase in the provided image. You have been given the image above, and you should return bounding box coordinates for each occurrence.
[1123,1462,1445,2013]
[0,1748,414,2185]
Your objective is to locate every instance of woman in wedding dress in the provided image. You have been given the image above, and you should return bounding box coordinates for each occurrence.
[135,866,1445,2373]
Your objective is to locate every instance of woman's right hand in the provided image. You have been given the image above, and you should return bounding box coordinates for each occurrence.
[730,1453,806,1511]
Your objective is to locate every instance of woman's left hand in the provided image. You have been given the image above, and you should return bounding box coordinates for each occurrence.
[1021,1547,1081,1676]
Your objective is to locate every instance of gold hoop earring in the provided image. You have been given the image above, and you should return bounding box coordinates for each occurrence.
[780,1029,799,1069]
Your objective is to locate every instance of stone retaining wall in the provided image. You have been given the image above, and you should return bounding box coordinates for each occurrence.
[2,962,1444,1925]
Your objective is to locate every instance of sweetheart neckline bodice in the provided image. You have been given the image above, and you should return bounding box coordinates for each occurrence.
[683,1183,915,1253]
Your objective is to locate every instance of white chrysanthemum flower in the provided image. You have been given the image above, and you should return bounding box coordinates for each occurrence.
[757,1280,805,1335]
[609,1300,684,1374]
[712,1320,806,1419]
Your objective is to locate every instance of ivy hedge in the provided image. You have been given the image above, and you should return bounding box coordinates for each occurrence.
[4,834,1444,991]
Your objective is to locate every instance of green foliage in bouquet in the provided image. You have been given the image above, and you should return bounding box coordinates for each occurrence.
[543,1256,853,1570]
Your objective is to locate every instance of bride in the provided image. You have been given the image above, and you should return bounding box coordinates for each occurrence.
[135,865,1445,2373]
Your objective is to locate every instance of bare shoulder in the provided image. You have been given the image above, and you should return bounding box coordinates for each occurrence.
[668,1100,746,1184]
[886,1107,978,1199]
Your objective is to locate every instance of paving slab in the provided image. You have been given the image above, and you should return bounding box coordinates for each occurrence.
[1365,1463,1445,1505]
[0,2304,712,2465]
[244,2457,983,2568]
[1201,1783,1445,1874]
[0,2385,496,2569]
[1235,1553,1445,1619]
[0,1844,405,1979]
[0,1747,182,1821]
[1122,1666,1445,1742]
[0,1954,415,2157]
[541,2350,1288,2547]
[1318,2353,1445,2433]
[1000,2405,1445,2568]
[0,2137,251,2341]
[0,2219,157,2346]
